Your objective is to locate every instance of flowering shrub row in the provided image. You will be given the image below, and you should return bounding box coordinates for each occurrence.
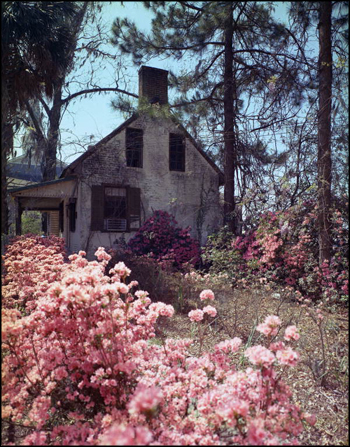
[203,202,348,304]
[127,210,201,269]
[2,236,315,445]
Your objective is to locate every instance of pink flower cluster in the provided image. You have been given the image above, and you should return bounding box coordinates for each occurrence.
[257,315,281,337]
[188,308,204,322]
[284,325,300,341]
[2,236,314,445]
[2,234,66,310]
[203,305,217,317]
[199,289,215,301]
[245,345,275,367]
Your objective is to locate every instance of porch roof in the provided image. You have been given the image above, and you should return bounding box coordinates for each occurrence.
[9,176,76,196]
[9,176,77,211]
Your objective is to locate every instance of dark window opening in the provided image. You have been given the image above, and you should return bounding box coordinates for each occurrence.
[41,212,48,234]
[169,133,185,171]
[126,128,143,168]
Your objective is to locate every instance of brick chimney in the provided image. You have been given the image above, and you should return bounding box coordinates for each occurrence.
[138,66,168,106]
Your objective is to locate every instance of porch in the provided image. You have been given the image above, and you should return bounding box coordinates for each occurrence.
[9,177,77,239]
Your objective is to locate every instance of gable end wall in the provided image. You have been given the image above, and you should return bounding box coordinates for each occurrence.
[75,115,222,258]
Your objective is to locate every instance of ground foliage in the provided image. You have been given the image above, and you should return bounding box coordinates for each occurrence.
[1,235,324,446]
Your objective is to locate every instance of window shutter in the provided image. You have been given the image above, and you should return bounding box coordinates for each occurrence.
[69,200,76,233]
[91,185,104,231]
[127,187,141,231]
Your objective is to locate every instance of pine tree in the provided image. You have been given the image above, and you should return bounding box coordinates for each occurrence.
[317,1,333,264]
[288,1,348,264]
[111,1,314,233]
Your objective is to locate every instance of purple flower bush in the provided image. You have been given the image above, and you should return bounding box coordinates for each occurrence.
[127,210,201,270]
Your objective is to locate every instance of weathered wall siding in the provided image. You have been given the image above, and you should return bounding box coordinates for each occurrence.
[49,211,60,236]
[75,115,221,259]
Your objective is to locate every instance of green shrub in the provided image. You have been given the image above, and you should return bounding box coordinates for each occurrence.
[21,211,42,235]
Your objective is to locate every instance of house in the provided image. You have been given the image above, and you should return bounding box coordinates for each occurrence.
[7,153,66,188]
[9,66,224,258]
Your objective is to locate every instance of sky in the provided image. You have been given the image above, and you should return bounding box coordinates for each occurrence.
[14,1,313,165]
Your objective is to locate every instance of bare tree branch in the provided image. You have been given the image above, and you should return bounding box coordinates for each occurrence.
[61,88,138,105]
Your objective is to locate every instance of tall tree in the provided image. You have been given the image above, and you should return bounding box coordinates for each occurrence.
[1,1,77,234]
[317,1,333,264]
[288,1,348,264]
[223,3,236,231]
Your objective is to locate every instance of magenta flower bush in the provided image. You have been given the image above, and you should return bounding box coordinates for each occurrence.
[127,210,201,269]
[2,236,315,445]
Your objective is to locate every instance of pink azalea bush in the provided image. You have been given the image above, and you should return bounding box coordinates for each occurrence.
[127,210,201,270]
[2,234,67,311]
[2,236,315,445]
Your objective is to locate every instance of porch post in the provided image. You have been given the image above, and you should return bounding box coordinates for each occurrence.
[15,199,22,235]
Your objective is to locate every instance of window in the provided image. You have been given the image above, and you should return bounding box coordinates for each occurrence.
[126,128,143,168]
[91,185,141,232]
[169,133,185,171]
[104,187,127,231]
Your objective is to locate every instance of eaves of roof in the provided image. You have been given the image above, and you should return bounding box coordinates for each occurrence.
[8,176,76,194]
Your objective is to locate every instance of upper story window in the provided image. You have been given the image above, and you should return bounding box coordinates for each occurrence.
[126,128,143,168]
[169,133,185,172]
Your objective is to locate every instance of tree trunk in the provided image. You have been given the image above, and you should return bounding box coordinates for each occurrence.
[317,1,332,264]
[223,3,236,233]
[41,4,87,182]
[1,76,12,235]
[42,85,63,181]
[1,128,10,235]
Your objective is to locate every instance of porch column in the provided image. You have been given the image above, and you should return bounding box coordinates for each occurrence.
[15,199,22,235]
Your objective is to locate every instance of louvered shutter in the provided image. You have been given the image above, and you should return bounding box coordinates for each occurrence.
[91,185,104,231]
[127,187,141,231]
[69,200,76,233]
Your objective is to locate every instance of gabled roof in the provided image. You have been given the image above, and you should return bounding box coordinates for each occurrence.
[8,154,67,182]
[61,112,224,184]
[60,114,138,178]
